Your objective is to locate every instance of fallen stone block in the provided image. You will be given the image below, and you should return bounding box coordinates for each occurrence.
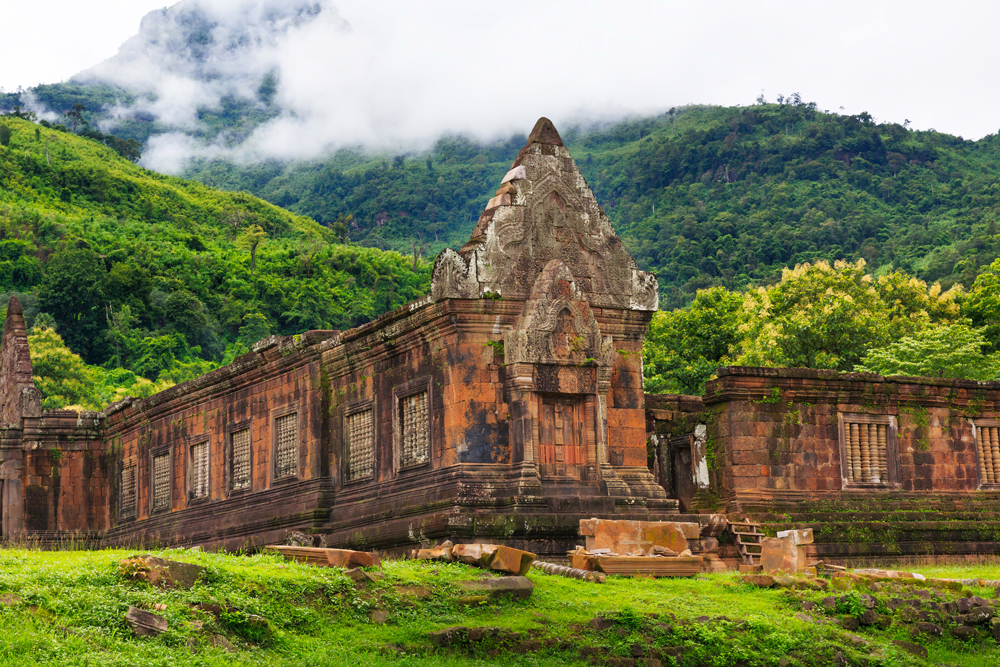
[951,626,977,641]
[759,537,806,574]
[325,549,381,569]
[891,640,927,658]
[414,546,453,562]
[457,576,533,600]
[428,626,469,646]
[452,543,499,567]
[123,555,205,589]
[959,607,994,625]
[741,574,775,588]
[570,552,600,571]
[775,528,814,545]
[264,545,380,569]
[125,606,168,637]
[912,622,943,637]
[579,518,698,554]
[489,546,535,576]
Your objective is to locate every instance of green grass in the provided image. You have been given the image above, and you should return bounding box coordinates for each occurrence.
[0,548,998,665]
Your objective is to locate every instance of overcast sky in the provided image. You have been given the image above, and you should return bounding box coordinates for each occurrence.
[3,1,999,169]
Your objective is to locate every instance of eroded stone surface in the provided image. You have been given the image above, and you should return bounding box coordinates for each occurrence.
[125,555,205,589]
[579,519,698,554]
[125,606,168,637]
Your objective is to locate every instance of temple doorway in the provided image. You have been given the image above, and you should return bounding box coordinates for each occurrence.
[538,395,585,480]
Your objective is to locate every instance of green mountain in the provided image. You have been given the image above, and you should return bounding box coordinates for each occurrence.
[0,115,430,405]
[179,103,1000,308]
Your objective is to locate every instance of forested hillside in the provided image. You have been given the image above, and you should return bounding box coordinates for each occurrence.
[7,80,1000,310]
[0,116,430,409]
[175,103,1000,309]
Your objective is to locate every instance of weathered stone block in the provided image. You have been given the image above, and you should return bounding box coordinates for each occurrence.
[759,537,806,574]
[579,519,698,554]
[124,555,205,589]
[489,546,535,576]
[452,543,500,567]
[326,549,381,569]
[457,576,533,600]
[125,606,168,637]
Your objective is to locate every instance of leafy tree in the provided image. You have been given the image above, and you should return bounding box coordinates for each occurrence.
[64,103,86,132]
[37,247,107,363]
[964,258,1000,353]
[643,287,742,394]
[735,260,961,371]
[238,311,271,347]
[237,224,266,275]
[855,324,1000,380]
[0,125,10,147]
[28,324,167,410]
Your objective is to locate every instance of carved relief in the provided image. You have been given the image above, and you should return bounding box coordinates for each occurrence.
[430,248,479,301]
[504,260,613,367]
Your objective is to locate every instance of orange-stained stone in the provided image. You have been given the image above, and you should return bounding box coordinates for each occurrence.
[489,546,536,575]
[579,519,699,554]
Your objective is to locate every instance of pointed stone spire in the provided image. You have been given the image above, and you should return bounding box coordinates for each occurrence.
[431,118,658,311]
[0,296,41,424]
[526,117,563,146]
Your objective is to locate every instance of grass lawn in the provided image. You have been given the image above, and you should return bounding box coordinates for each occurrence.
[0,548,998,666]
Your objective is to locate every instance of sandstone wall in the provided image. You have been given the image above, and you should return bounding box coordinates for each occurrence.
[700,367,1000,510]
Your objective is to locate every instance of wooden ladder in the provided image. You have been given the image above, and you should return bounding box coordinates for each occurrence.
[727,519,764,565]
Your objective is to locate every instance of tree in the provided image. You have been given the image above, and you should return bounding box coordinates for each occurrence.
[37,247,107,362]
[0,125,10,147]
[964,258,1000,353]
[855,324,1000,380]
[237,224,266,275]
[734,260,961,371]
[411,233,428,270]
[64,103,85,132]
[238,311,271,347]
[642,286,743,394]
[220,195,258,240]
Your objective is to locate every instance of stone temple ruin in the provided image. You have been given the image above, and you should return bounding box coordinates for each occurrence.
[1,118,999,567]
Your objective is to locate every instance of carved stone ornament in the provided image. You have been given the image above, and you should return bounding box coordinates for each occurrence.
[504,260,612,367]
[430,248,479,300]
[456,117,659,311]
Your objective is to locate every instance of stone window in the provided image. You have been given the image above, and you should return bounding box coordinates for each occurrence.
[189,441,209,500]
[274,413,298,479]
[975,420,1000,487]
[119,462,137,519]
[839,414,897,486]
[399,391,429,468]
[152,452,171,511]
[346,408,375,481]
[230,427,251,492]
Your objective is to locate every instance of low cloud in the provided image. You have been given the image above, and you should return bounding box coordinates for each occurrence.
[57,0,1000,173]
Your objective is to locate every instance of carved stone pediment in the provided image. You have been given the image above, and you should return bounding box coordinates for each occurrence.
[430,248,479,300]
[504,260,613,367]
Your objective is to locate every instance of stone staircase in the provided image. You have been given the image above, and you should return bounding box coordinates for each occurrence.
[726,519,764,566]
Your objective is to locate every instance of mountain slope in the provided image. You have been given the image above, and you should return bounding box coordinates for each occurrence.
[0,115,430,384]
[181,104,1000,308]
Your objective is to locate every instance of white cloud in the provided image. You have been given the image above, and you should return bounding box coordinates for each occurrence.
[8,1,1000,173]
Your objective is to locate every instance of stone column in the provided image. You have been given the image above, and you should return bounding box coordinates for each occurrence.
[0,427,24,537]
[595,369,630,497]
[507,363,541,495]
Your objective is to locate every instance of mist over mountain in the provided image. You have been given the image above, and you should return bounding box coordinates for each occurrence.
[4,0,702,174]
